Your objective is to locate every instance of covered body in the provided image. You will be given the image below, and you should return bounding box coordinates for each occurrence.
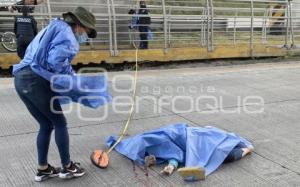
[107,124,253,176]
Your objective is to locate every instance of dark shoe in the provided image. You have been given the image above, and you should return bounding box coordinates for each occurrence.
[145,155,156,167]
[59,162,85,179]
[35,164,60,182]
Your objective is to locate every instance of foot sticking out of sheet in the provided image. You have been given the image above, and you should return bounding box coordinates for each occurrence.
[242,147,253,157]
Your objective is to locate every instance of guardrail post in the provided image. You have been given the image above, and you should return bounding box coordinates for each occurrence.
[110,0,118,56]
[284,0,289,48]
[206,0,210,51]
[206,0,213,52]
[107,0,114,56]
[209,0,214,51]
[250,0,254,58]
[88,7,95,50]
[234,9,237,46]
[168,7,172,47]
[46,0,52,20]
[201,8,206,47]
[288,0,295,48]
[162,0,168,54]
[40,3,46,28]
[262,8,268,44]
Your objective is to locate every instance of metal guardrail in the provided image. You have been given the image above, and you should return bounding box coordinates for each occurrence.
[1,0,300,57]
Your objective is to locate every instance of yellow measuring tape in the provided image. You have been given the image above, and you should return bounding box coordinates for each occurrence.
[91,36,139,169]
[107,42,139,154]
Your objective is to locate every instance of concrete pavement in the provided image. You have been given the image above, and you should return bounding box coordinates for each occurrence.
[0,62,300,186]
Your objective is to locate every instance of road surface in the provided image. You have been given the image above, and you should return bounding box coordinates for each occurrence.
[0,61,299,186]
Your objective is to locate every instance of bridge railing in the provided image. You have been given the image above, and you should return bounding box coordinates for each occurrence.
[0,0,299,57]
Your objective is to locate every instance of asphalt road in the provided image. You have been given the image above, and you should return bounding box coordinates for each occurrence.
[0,61,299,187]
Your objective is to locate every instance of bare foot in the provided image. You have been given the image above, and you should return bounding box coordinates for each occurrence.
[161,165,175,176]
[242,147,253,157]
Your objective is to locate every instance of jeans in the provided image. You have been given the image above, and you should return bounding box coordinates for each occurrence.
[16,36,34,59]
[223,143,246,163]
[14,66,70,166]
[139,26,149,49]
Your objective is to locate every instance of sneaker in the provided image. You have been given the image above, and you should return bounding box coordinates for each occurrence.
[178,167,206,181]
[35,164,60,182]
[59,162,85,179]
[144,155,156,167]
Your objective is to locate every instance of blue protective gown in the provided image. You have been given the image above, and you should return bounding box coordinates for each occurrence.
[13,18,111,108]
[106,124,253,176]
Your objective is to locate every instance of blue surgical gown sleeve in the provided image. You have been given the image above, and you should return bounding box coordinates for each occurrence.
[46,28,79,75]
[13,19,111,109]
[47,43,76,74]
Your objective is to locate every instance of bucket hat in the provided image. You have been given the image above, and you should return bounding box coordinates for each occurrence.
[63,7,97,38]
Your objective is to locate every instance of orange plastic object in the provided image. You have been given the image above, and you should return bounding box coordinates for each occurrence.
[90,150,109,169]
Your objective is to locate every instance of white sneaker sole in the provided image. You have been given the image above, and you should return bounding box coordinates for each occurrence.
[59,172,85,179]
[34,174,58,182]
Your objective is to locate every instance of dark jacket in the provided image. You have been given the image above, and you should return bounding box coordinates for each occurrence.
[138,8,151,25]
[14,15,37,38]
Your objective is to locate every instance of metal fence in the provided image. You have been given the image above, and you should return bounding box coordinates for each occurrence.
[0,0,300,57]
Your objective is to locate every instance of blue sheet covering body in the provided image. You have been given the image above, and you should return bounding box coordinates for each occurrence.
[107,124,253,176]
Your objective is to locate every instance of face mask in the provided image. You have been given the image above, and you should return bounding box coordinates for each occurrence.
[140,5,146,8]
[75,32,88,44]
